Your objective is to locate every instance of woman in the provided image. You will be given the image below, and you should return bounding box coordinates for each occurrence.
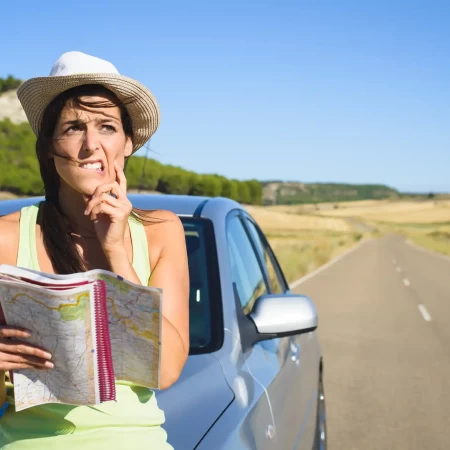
[0,51,189,449]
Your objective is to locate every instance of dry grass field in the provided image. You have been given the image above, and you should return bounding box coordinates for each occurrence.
[0,192,19,200]
[314,200,450,223]
[264,199,450,223]
[247,199,450,282]
[244,205,351,232]
[245,205,365,283]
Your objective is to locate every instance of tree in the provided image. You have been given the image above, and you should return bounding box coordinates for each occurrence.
[246,179,263,205]
[237,182,251,204]
[221,179,239,201]
[189,175,222,197]
[0,76,22,93]
[157,169,191,195]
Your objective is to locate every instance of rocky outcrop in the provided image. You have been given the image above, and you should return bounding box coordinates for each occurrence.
[0,90,27,124]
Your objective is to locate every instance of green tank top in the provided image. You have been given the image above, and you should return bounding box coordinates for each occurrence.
[0,203,172,450]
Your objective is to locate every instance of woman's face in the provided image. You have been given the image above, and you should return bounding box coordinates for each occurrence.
[52,92,133,197]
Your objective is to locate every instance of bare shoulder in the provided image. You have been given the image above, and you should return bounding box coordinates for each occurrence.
[138,209,185,267]
[140,209,183,233]
[143,209,181,222]
[0,211,21,265]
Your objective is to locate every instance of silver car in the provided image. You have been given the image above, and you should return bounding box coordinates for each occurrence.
[0,195,327,450]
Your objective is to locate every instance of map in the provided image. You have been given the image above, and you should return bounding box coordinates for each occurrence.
[95,273,161,388]
[0,269,162,412]
[0,284,97,411]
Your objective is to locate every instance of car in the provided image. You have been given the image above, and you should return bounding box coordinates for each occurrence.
[0,194,327,450]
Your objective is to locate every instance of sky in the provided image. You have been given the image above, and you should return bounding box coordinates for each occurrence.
[1,0,449,193]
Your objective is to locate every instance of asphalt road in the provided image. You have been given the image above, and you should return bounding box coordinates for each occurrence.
[292,235,450,450]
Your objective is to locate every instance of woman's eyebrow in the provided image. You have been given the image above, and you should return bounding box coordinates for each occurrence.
[95,117,120,123]
[61,119,81,126]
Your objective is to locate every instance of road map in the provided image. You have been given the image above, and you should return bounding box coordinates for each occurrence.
[0,284,97,411]
[95,273,161,388]
[0,269,162,412]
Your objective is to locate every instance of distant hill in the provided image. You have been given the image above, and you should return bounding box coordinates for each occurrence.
[261,181,399,205]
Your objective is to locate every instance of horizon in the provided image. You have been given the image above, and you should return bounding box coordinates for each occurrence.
[1,1,449,193]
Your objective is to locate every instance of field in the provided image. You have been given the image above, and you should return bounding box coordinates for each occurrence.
[245,205,365,283]
[246,199,450,283]
[0,192,20,200]
[1,191,448,283]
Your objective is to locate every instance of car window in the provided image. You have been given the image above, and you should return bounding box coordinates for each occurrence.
[227,216,267,315]
[181,218,222,354]
[244,219,287,294]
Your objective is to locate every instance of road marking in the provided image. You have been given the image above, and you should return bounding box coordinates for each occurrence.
[289,239,371,289]
[396,266,402,272]
[403,278,410,286]
[417,304,432,322]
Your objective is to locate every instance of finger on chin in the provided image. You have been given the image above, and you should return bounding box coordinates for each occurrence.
[114,161,127,191]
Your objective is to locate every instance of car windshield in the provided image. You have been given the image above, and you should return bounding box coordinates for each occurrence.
[181,218,222,354]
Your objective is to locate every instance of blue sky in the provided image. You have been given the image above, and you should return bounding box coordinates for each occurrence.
[1,0,449,192]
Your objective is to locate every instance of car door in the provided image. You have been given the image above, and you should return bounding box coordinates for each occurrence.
[241,214,316,450]
[226,213,279,449]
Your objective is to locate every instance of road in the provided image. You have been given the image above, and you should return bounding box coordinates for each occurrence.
[292,235,450,450]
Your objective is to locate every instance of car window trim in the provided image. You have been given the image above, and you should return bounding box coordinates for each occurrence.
[225,209,271,309]
[181,217,224,355]
[226,210,272,296]
[240,212,290,294]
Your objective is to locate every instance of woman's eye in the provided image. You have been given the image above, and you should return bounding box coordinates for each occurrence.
[102,125,116,132]
[66,125,81,133]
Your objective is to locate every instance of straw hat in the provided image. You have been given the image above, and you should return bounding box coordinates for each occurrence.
[17,51,160,153]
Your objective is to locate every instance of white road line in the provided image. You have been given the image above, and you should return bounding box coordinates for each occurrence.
[417,304,432,322]
[289,239,371,289]
[403,278,410,287]
[396,266,402,272]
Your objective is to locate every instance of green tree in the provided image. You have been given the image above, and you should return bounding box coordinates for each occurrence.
[237,182,251,204]
[221,179,239,201]
[0,76,22,93]
[246,179,263,205]
[189,175,222,197]
[157,168,191,195]
[126,157,162,191]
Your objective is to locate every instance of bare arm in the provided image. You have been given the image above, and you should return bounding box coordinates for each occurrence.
[106,211,189,389]
[0,214,54,407]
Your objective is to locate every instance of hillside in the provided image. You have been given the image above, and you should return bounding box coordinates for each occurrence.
[0,89,27,124]
[262,181,399,205]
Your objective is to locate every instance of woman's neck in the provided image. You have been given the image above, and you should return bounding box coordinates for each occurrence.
[57,185,96,236]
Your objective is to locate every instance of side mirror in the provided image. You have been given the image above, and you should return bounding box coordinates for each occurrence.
[249,294,318,340]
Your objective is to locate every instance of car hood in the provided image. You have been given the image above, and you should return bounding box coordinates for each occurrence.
[155,354,234,449]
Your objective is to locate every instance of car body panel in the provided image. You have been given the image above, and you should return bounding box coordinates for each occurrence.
[154,354,234,450]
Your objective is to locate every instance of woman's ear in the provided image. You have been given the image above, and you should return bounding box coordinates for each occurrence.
[124,137,133,158]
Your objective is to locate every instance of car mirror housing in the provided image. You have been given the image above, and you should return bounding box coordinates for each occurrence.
[249,294,318,340]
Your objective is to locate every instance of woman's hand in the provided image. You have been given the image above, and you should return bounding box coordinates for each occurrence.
[84,161,132,255]
[0,326,54,371]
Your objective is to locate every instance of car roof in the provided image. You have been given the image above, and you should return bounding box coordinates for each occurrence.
[0,194,242,218]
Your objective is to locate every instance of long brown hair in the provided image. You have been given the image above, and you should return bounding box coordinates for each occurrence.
[37,84,148,274]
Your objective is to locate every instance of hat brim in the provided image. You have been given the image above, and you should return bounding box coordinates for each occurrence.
[17,73,159,153]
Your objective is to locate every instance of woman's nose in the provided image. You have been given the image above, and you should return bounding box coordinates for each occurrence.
[83,128,100,153]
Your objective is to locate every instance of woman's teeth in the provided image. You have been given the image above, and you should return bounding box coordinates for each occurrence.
[81,162,103,170]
